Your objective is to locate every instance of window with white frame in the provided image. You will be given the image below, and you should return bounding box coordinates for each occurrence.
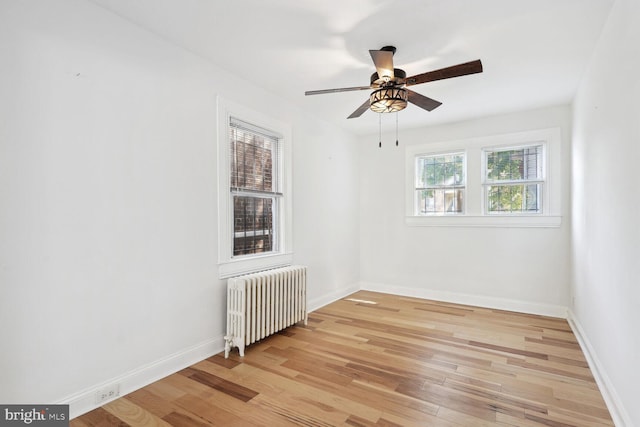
[229,118,281,255]
[483,144,544,214]
[414,152,465,215]
[405,128,562,227]
[217,98,293,278]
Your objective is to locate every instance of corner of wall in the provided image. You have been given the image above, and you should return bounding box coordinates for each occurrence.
[566,310,633,427]
[308,282,360,313]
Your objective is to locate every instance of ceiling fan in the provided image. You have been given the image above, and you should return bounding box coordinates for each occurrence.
[305,46,483,119]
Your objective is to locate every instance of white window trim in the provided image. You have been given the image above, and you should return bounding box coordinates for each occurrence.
[405,128,562,228]
[217,97,293,278]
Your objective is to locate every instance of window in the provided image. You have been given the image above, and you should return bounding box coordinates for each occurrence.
[415,152,465,215]
[405,128,562,228]
[483,145,544,214]
[230,118,281,256]
[217,98,292,278]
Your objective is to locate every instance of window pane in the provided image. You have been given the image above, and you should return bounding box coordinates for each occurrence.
[416,189,464,214]
[233,196,274,256]
[486,146,542,181]
[487,184,541,213]
[230,127,275,192]
[416,153,464,188]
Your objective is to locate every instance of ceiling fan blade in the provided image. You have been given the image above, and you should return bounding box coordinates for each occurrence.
[347,99,371,119]
[405,59,483,86]
[407,90,442,112]
[369,49,395,81]
[305,86,372,96]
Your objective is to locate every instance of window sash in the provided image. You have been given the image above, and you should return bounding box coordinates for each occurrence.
[415,152,465,188]
[229,117,282,196]
[483,144,544,183]
[485,183,543,214]
[232,194,278,256]
[416,189,465,214]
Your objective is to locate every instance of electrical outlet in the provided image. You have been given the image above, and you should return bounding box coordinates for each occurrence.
[95,383,120,404]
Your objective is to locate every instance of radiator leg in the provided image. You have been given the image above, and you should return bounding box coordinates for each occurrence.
[238,342,245,357]
[223,335,232,359]
[223,336,246,358]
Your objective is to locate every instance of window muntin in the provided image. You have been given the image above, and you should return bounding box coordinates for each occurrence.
[229,118,282,256]
[414,152,465,215]
[483,144,544,214]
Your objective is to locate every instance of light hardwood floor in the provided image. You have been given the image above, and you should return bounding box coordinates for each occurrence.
[71,291,614,426]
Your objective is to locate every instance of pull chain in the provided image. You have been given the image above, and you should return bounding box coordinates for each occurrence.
[378,113,382,148]
[395,112,399,146]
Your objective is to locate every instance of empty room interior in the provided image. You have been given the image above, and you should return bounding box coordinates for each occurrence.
[1,0,638,426]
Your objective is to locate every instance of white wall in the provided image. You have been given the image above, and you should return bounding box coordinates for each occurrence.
[0,0,359,416]
[571,0,639,424]
[359,105,572,314]
[293,121,361,308]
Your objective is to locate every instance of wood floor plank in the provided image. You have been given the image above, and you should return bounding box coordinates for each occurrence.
[102,399,171,427]
[72,291,614,426]
[180,367,259,402]
[161,412,209,427]
[125,389,176,419]
[75,407,130,426]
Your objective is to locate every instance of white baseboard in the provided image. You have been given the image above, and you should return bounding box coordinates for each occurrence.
[567,310,631,427]
[64,283,359,420]
[61,336,225,419]
[308,282,360,313]
[359,281,568,318]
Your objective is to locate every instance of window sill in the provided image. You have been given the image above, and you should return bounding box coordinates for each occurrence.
[219,252,293,279]
[405,215,562,228]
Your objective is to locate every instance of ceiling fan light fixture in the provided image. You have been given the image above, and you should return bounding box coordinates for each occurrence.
[369,87,408,113]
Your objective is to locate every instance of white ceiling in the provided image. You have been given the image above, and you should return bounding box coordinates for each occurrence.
[89,0,614,136]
